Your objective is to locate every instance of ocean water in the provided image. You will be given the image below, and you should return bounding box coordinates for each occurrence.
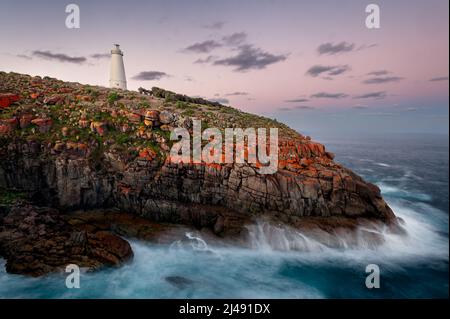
[0,133,448,298]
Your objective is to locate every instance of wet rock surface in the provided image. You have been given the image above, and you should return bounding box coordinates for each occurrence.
[0,205,133,276]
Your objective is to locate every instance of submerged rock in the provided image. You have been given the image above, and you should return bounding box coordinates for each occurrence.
[165,275,194,289]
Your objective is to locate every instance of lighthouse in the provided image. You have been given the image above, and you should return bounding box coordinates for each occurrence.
[109,44,127,90]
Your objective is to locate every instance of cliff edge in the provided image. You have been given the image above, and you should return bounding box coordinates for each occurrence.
[0,72,400,274]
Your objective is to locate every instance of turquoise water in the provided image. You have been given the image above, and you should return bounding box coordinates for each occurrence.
[0,134,448,298]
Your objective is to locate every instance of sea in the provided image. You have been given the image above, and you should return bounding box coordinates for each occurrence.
[0,133,448,298]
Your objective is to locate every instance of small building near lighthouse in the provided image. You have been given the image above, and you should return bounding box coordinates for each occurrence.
[109,44,127,90]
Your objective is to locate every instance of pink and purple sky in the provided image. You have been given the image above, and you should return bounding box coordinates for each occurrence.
[1,0,448,135]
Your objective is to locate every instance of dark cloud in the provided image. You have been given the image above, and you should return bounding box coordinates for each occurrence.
[213,45,287,72]
[222,32,247,46]
[209,98,230,104]
[203,21,226,30]
[353,91,387,99]
[225,91,249,96]
[306,65,350,77]
[311,92,348,99]
[184,40,222,53]
[430,76,449,82]
[277,107,292,111]
[194,55,216,64]
[32,50,86,64]
[90,53,110,59]
[367,70,390,76]
[317,42,355,55]
[363,76,403,84]
[132,71,169,81]
[284,98,309,103]
[293,105,314,110]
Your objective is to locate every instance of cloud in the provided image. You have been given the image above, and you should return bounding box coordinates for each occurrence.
[353,91,387,99]
[194,55,216,64]
[361,112,394,117]
[222,32,247,46]
[317,42,355,55]
[311,92,348,99]
[16,54,32,60]
[293,105,314,110]
[278,105,314,111]
[209,97,230,104]
[132,71,170,81]
[357,43,378,51]
[90,53,110,59]
[353,105,369,109]
[213,45,287,72]
[203,21,226,30]
[430,76,449,82]
[284,98,309,103]
[225,91,249,96]
[306,65,351,77]
[183,40,222,53]
[363,76,403,84]
[367,70,390,76]
[32,50,86,64]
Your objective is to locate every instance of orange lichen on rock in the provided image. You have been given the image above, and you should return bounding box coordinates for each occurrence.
[138,148,157,161]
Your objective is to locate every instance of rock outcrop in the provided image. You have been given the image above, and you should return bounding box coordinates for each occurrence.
[0,205,132,276]
[0,142,395,231]
[0,71,400,275]
[0,71,397,226]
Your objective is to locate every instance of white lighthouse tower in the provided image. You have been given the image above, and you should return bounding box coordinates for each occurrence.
[109,44,127,90]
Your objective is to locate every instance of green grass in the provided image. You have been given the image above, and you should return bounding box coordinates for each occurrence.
[92,111,113,122]
[153,127,171,141]
[139,101,150,108]
[0,108,16,120]
[0,187,26,205]
[114,132,132,145]
[176,101,189,109]
[108,92,120,104]
[181,109,195,117]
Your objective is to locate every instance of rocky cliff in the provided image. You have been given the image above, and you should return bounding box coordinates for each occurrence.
[0,72,399,275]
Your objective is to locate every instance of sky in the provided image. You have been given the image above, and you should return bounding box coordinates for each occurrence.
[0,0,448,135]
